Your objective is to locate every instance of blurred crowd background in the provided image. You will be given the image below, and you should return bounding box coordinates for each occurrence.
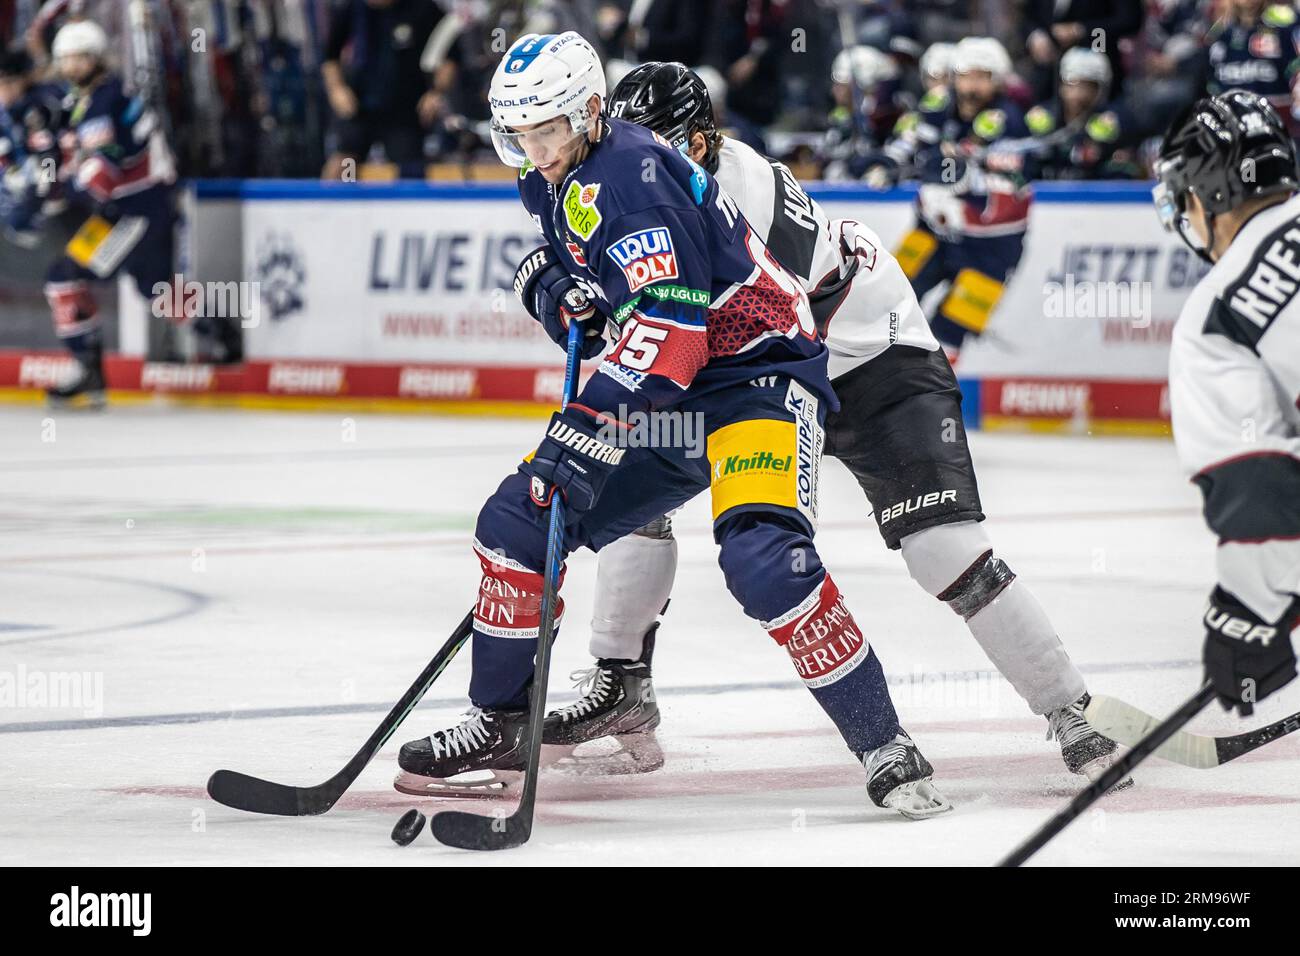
[0,0,1295,182]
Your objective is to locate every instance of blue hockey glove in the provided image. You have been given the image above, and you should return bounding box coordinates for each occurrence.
[525,406,626,514]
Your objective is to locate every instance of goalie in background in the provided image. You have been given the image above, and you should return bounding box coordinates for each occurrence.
[1154,89,1300,716]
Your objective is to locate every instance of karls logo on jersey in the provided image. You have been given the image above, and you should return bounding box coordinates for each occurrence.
[563,180,602,240]
[783,380,823,526]
[607,227,678,293]
[879,489,958,525]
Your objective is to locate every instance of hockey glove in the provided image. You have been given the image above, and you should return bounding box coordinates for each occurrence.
[525,406,626,514]
[513,244,606,359]
[1202,586,1298,717]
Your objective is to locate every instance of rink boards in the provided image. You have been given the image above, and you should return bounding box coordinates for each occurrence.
[0,180,1186,435]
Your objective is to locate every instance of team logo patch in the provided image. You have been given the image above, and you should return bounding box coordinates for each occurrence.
[563,180,602,240]
[607,227,678,293]
[565,240,587,266]
[1251,32,1281,59]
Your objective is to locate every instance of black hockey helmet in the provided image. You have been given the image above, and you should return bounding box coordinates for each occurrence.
[608,62,722,170]
[0,46,34,79]
[1154,89,1298,261]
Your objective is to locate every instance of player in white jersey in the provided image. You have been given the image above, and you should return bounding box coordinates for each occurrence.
[1153,89,1299,716]
[536,62,1126,784]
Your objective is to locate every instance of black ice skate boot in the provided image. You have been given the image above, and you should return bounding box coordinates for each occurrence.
[1046,692,1133,789]
[393,707,530,796]
[46,349,106,409]
[861,729,953,820]
[542,624,663,773]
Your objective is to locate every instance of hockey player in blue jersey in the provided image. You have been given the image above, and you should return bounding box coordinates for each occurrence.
[877,37,1036,359]
[0,48,64,247]
[41,20,177,407]
[397,32,951,819]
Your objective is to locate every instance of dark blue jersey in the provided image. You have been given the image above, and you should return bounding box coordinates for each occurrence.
[516,117,831,415]
[1206,5,1300,135]
[62,75,171,207]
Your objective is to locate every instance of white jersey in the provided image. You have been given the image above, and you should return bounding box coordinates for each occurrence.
[712,137,938,379]
[1169,191,1300,623]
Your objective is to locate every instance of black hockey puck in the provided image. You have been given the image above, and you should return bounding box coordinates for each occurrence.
[391,808,426,846]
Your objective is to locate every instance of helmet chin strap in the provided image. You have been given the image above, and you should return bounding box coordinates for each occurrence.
[1176,207,1217,265]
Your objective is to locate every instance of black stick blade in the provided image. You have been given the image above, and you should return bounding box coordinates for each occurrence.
[206,769,338,816]
[430,808,532,851]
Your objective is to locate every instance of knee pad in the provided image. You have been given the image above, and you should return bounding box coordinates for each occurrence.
[900,520,1015,619]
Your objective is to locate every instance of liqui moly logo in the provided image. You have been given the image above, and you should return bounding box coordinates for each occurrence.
[607,227,678,293]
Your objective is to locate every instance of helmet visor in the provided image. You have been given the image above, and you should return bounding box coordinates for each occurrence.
[491,115,585,169]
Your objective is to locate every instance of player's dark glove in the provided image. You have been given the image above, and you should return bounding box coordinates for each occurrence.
[1202,586,1298,717]
[513,245,605,359]
[525,406,626,514]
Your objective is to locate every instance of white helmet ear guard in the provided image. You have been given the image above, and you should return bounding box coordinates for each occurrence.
[489,32,606,167]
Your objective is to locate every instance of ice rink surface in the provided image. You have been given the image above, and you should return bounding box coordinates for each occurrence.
[1,402,1297,867]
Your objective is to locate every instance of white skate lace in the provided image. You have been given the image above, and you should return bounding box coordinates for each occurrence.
[428,707,493,759]
[552,666,615,722]
[1045,698,1092,749]
[864,735,911,781]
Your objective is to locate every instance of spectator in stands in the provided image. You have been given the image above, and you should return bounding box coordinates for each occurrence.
[1125,0,1207,139]
[713,0,787,147]
[601,0,712,67]
[320,0,453,179]
[849,0,923,65]
[1205,0,1300,141]
[1027,48,1141,180]
[1023,0,1144,100]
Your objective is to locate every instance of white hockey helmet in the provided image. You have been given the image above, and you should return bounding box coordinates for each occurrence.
[952,37,1012,83]
[919,42,956,84]
[832,45,898,89]
[52,19,109,60]
[489,31,606,168]
[1059,47,1112,91]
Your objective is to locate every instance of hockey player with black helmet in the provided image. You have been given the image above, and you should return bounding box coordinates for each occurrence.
[542,59,1128,788]
[1154,89,1300,715]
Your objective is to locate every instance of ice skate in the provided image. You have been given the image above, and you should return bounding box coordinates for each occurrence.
[394,707,529,797]
[45,354,106,410]
[542,625,663,774]
[1046,692,1133,789]
[862,730,953,820]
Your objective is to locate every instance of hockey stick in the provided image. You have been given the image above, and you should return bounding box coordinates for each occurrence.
[430,321,583,851]
[997,683,1216,867]
[206,611,474,815]
[1085,694,1300,769]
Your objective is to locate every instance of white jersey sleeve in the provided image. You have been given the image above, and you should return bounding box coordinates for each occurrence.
[712,137,937,378]
[1169,193,1300,622]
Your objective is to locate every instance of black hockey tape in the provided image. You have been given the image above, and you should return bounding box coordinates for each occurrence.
[937,551,1015,621]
